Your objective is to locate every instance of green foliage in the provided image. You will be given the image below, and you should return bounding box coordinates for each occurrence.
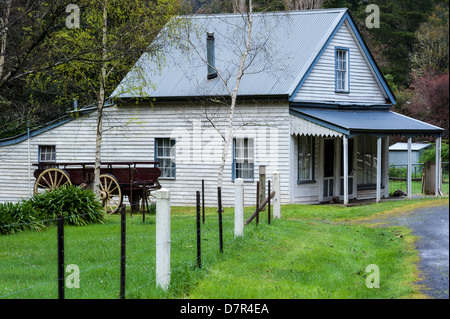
[388,166,408,178]
[410,3,449,74]
[0,186,105,235]
[28,185,105,226]
[419,140,450,163]
[25,0,183,115]
[0,201,45,235]
[388,165,424,179]
[148,201,156,215]
[340,0,436,85]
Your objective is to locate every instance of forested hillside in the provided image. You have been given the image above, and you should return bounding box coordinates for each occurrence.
[0,0,448,140]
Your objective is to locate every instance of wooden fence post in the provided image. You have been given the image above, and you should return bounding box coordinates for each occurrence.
[234,178,244,237]
[259,165,266,211]
[156,188,170,290]
[273,172,281,219]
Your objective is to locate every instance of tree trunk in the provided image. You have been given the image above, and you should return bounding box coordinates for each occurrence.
[0,0,12,81]
[233,0,247,13]
[94,0,108,196]
[217,1,253,189]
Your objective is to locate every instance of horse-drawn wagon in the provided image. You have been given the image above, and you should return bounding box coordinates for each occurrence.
[33,161,161,214]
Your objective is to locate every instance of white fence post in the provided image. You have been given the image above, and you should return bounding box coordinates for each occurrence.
[156,188,170,290]
[407,138,412,199]
[234,178,244,237]
[273,172,281,219]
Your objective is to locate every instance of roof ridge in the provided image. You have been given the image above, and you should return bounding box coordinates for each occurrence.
[187,8,348,19]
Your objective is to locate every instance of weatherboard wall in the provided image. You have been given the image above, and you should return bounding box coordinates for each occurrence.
[0,103,292,207]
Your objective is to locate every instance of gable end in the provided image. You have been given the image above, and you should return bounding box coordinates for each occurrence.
[289,12,396,105]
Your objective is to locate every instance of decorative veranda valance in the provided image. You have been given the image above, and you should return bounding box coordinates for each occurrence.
[290,113,343,137]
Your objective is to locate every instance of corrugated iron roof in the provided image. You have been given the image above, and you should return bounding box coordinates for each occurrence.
[290,107,445,137]
[111,9,347,99]
[389,143,433,151]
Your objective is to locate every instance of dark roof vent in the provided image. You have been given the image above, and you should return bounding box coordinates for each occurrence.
[206,32,217,80]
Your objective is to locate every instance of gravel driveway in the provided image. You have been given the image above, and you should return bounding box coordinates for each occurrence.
[376,203,449,299]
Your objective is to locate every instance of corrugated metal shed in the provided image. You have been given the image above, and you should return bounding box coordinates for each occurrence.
[389,143,432,166]
[111,9,347,99]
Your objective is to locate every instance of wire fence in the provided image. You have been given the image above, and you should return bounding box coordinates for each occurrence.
[388,162,449,195]
[0,181,273,299]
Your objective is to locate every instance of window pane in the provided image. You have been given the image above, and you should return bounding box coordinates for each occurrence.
[298,135,313,181]
[156,138,176,178]
[234,138,254,180]
[39,145,55,163]
[336,49,347,91]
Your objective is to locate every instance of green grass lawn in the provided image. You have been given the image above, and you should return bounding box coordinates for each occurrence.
[389,179,449,195]
[1,197,448,299]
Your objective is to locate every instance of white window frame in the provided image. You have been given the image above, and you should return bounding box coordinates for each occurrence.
[155,138,176,179]
[38,145,56,163]
[335,47,350,93]
[233,137,254,181]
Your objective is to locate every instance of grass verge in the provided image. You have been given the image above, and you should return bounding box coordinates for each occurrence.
[1,197,447,299]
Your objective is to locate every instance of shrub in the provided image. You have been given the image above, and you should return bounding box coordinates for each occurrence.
[389,165,423,179]
[419,140,449,163]
[148,201,156,215]
[1,186,105,235]
[0,201,45,235]
[389,166,408,178]
[28,185,105,226]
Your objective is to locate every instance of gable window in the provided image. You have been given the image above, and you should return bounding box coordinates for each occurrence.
[298,135,315,182]
[335,47,349,92]
[39,145,56,163]
[233,138,254,181]
[155,138,176,178]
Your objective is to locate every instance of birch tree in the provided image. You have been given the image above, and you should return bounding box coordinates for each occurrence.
[216,0,254,189]
[178,0,289,189]
[25,0,182,195]
[185,0,256,189]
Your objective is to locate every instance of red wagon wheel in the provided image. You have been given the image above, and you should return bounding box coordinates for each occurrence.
[99,174,123,214]
[34,168,72,195]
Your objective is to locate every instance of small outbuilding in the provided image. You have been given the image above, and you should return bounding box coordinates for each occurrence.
[389,142,432,166]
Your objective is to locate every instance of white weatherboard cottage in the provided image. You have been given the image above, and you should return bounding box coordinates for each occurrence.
[0,9,444,206]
